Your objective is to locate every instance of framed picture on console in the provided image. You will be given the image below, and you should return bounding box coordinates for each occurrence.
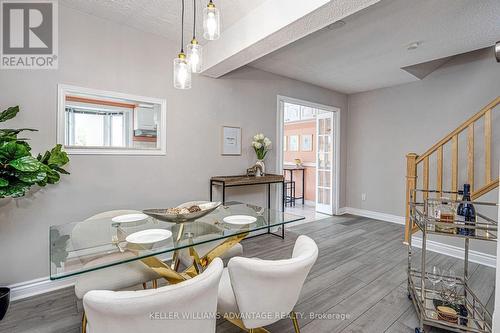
[221,126,241,155]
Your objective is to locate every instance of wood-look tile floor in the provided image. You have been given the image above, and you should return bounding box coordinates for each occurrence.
[0,215,495,333]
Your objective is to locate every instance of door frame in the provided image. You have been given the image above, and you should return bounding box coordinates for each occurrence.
[276,95,341,215]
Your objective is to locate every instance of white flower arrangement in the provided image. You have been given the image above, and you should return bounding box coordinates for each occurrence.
[252,133,272,160]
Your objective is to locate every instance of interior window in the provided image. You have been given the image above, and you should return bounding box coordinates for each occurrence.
[58,84,166,155]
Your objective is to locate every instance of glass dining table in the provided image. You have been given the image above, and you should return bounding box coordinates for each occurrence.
[49,202,305,283]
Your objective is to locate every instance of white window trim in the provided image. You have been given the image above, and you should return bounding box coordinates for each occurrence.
[57,84,166,155]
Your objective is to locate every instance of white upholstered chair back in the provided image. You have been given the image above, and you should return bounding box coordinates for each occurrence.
[85,210,141,221]
[83,258,224,333]
[227,235,318,329]
[71,210,142,252]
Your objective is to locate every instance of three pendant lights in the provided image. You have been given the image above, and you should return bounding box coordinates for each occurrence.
[174,0,220,89]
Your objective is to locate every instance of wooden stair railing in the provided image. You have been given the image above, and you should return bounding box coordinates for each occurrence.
[404,96,500,244]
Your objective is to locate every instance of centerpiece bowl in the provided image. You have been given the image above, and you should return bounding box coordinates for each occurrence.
[143,201,222,223]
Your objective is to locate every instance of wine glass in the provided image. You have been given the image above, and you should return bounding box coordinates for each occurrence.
[427,266,441,318]
[428,266,442,291]
[442,268,456,289]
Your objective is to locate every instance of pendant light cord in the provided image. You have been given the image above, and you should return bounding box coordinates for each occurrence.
[192,0,196,39]
[180,0,185,52]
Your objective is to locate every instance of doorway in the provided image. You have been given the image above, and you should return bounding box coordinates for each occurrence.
[276,96,340,218]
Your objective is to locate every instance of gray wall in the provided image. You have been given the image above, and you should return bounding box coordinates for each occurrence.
[346,48,499,254]
[0,6,347,285]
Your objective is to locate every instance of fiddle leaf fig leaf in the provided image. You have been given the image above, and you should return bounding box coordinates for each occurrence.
[37,151,50,163]
[0,106,70,198]
[0,181,30,198]
[0,128,37,137]
[53,166,70,175]
[46,169,61,184]
[17,171,47,184]
[0,106,19,122]
[47,144,69,168]
[0,141,30,161]
[9,156,41,172]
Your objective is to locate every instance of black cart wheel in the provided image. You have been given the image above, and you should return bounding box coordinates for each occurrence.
[415,328,424,333]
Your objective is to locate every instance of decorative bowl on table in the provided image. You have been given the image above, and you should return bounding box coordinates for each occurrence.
[142,201,222,223]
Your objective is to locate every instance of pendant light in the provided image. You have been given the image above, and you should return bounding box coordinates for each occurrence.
[187,0,203,73]
[173,0,192,89]
[203,0,220,40]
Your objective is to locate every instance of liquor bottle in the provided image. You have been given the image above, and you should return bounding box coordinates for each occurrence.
[456,184,475,236]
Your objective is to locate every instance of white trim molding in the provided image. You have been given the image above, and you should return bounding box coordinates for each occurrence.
[276,95,341,215]
[57,84,167,156]
[341,206,496,268]
[9,276,78,302]
[9,253,173,301]
[341,207,405,225]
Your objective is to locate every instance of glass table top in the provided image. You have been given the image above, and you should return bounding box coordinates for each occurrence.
[49,202,304,280]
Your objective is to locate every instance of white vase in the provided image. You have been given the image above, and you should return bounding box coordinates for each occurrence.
[255,159,265,177]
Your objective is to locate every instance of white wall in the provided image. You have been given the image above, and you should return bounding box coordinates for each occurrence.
[346,48,499,254]
[0,6,347,285]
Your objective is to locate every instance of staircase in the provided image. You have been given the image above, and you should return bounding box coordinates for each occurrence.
[404,97,500,243]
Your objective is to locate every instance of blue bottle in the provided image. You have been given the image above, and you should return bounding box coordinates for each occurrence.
[456,184,475,236]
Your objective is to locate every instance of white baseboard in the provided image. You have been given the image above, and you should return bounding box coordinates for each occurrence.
[8,253,173,301]
[9,275,78,302]
[341,207,405,225]
[342,206,496,268]
[412,237,496,268]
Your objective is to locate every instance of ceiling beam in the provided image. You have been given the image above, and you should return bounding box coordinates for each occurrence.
[201,0,380,78]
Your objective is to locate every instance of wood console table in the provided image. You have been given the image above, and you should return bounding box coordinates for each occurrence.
[210,174,285,238]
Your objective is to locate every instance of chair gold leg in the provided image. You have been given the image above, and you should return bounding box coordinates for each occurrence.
[225,316,270,333]
[152,279,158,289]
[290,311,300,333]
[81,312,87,333]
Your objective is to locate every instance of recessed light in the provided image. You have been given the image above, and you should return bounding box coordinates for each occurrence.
[407,41,422,51]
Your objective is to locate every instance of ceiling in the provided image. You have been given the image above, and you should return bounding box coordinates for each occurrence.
[248,0,500,94]
[61,0,267,45]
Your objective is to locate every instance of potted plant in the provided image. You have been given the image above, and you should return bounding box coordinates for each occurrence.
[251,133,271,177]
[0,106,70,321]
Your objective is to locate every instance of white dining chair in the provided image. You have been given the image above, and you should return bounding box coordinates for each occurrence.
[83,258,223,333]
[217,235,318,333]
[73,210,161,333]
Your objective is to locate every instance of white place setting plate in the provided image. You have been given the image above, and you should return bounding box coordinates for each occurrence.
[223,215,257,225]
[111,213,149,223]
[125,229,172,248]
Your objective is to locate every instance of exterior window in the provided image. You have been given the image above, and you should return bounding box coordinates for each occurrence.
[65,107,130,148]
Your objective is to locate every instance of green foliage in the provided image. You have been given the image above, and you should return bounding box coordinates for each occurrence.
[0,106,70,198]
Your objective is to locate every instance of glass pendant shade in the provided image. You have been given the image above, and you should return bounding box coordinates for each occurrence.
[173,54,191,89]
[203,3,220,40]
[187,41,203,73]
